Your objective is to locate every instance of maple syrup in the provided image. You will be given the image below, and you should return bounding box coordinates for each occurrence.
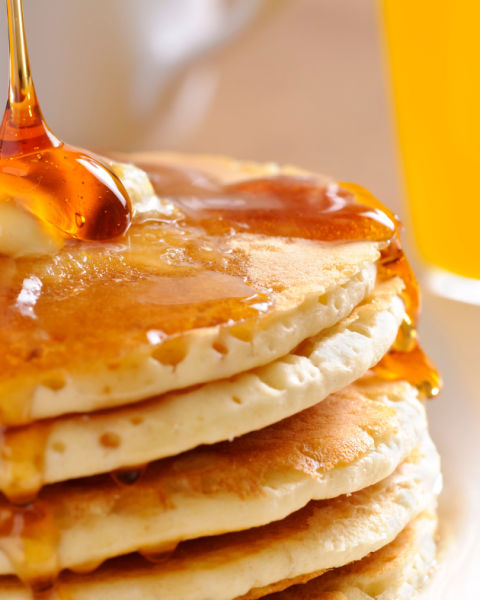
[339,182,442,399]
[111,467,146,487]
[0,498,59,593]
[0,0,132,241]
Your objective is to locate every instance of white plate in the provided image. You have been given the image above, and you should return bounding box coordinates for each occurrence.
[418,287,480,596]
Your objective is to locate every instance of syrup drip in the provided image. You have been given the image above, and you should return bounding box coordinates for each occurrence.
[0,461,174,595]
[0,420,52,505]
[340,183,441,399]
[33,588,65,600]
[0,0,132,240]
[0,499,59,594]
[139,544,178,564]
[111,467,146,487]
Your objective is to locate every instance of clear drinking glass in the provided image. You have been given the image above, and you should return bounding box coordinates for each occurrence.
[379,0,480,305]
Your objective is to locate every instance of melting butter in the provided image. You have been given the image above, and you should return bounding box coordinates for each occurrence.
[0,200,65,257]
[107,159,183,220]
[107,160,157,209]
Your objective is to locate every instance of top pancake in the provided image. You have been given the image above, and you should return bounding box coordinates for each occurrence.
[0,154,385,425]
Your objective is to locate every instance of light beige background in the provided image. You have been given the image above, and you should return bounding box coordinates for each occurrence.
[180,0,402,216]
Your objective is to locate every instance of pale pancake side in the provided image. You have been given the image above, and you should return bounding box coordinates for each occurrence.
[0,278,403,500]
[0,435,440,600]
[263,508,438,600]
[0,377,425,577]
[2,153,382,426]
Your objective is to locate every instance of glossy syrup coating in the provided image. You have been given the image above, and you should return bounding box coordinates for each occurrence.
[0,214,272,427]
[0,163,441,596]
[0,0,132,241]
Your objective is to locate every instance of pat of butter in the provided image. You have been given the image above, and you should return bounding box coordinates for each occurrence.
[0,200,65,257]
[107,160,157,208]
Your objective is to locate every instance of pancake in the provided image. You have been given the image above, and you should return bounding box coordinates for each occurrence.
[263,508,438,600]
[0,377,426,579]
[0,278,404,501]
[0,152,385,425]
[0,432,440,599]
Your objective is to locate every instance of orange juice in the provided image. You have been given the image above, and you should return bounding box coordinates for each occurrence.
[380,1,480,280]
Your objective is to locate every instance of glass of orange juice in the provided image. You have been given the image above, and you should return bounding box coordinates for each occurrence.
[379,1,480,304]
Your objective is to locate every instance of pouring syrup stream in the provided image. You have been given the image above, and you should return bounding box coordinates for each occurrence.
[0,0,132,241]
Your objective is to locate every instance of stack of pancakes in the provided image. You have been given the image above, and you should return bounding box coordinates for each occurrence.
[0,154,441,599]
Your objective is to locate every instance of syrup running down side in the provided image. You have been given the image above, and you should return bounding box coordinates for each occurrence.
[0,0,132,240]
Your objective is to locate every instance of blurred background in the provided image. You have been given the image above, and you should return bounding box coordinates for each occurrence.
[2,0,479,593]
[0,0,400,214]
